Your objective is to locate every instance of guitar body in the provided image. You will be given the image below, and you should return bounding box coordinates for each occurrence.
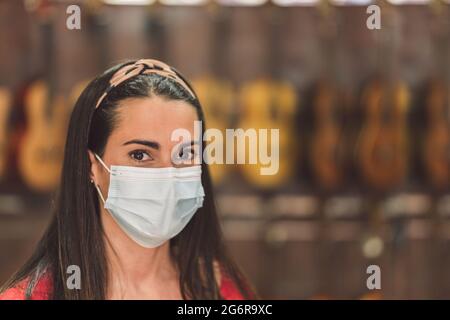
[422,79,450,189]
[18,80,68,192]
[0,87,12,178]
[357,78,410,191]
[238,78,298,189]
[192,75,235,185]
[309,81,346,190]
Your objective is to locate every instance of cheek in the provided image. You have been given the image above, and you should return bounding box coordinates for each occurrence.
[100,169,111,196]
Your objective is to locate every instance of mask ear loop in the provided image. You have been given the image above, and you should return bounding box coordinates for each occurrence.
[94,153,112,174]
[94,183,106,205]
[93,153,111,205]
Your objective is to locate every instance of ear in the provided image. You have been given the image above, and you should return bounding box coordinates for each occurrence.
[87,149,99,184]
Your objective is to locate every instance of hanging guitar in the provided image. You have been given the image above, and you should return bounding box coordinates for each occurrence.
[308,1,348,192]
[356,77,410,191]
[309,81,348,191]
[238,4,299,190]
[355,2,411,192]
[18,2,69,193]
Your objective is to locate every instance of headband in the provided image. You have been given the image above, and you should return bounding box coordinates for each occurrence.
[95,59,196,109]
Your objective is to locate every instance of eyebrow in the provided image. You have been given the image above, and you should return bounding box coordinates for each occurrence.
[123,139,160,150]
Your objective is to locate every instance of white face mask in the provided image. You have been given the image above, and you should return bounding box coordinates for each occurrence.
[93,153,205,248]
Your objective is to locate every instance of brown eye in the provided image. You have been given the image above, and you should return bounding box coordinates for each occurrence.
[129,150,152,162]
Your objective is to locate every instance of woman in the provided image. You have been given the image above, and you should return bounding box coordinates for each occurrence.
[0,59,254,300]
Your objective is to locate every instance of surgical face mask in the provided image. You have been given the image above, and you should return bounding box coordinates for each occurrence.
[93,153,205,248]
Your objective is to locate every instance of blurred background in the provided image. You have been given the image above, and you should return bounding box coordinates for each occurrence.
[0,0,449,299]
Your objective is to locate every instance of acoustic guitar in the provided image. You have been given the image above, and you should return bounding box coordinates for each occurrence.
[355,2,410,192]
[308,2,348,191]
[310,81,347,191]
[356,77,410,191]
[238,5,299,190]
[18,3,68,192]
[238,78,298,189]
[19,81,68,192]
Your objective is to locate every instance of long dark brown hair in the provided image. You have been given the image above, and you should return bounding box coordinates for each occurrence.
[1,60,254,300]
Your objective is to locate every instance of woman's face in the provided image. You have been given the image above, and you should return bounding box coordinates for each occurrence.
[89,95,199,205]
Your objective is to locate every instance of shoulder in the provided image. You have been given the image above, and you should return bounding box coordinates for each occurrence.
[214,262,245,300]
[0,272,52,300]
[0,280,28,300]
[219,274,246,300]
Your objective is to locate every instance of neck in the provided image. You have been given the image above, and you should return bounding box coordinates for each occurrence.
[106,238,175,283]
[101,208,178,290]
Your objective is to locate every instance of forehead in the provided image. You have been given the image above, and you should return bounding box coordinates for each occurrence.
[111,96,198,143]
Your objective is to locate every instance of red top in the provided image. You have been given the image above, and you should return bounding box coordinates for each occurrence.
[0,271,244,300]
